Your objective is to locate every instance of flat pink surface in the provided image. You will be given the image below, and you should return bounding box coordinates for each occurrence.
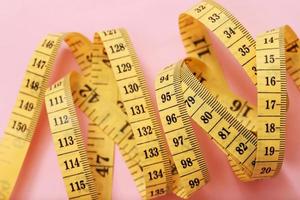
[0,0,300,199]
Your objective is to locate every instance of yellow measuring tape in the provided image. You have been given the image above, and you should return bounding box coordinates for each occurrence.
[45,30,174,200]
[0,0,299,199]
[171,0,297,183]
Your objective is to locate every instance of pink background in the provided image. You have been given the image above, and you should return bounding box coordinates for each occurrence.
[0,0,300,199]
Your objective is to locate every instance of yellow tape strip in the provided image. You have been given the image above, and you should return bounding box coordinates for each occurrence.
[156,0,298,191]
[0,33,64,198]
[44,29,173,199]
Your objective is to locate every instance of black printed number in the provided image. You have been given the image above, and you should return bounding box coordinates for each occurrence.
[144,147,159,159]
[150,188,165,197]
[265,76,276,86]
[12,120,27,132]
[26,79,39,91]
[159,74,169,83]
[54,115,69,126]
[148,169,163,181]
[32,58,46,69]
[42,39,55,48]
[130,104,145,115]
[260,167,271,174]
[185,96,195,107]
[189,178,200,188]
[173,136,183,147]
[103,29,117,36]
[264,54,275,63]
[264,37,274,44]
[194,5,205,13]
[161,92,171,103]
[223,27,236,38]
[200,111,212,124]
[109,43,125,53]
[265,123,275,133]
[208,13,220,23]
[218,127,230,139]
[70,180,86,192]
[123,83,139,94]
[79,84,99,103]
[137,126,152,137]
[19,100,34,111]
[181,157,193,169]
[116,62,132,73]
[230,100,252,117]
[49,95,63,106]
[236,142,248,155]
[96,155,110,177]
[266,99,276,110]
[58,136,74,148]
[64,158,80,170]
[166,113,177,125]
[238,45,250,56]
[265,146,275,156]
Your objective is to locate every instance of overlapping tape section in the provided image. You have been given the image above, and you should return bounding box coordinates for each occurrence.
[0,0,299,200]
[172,0,300,184]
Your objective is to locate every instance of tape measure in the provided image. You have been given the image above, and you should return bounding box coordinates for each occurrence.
[45,30,174,200]
[0,0,299,199]
[172,0,296,182]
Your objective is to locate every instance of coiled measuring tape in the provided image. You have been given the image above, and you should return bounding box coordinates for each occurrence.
[0,29,172,200]
[45,29,174,200]
[166,0,298,185]
[0,0,299,199]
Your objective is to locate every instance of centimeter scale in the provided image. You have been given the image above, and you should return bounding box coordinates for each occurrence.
[0,0,299,199]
